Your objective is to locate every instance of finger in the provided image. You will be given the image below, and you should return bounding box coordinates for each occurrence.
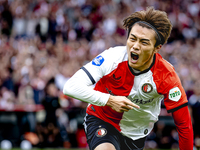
[122,104,134,110]
[125,100,140,109]
[120,107,130,112]
[122,103,136,110]
[126,105,134,110]
[122,109,129,112]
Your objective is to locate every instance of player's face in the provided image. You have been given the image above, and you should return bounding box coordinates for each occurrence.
[126,23,161,71]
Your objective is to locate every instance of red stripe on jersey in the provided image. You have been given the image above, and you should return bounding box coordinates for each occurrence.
[86,61,134,131]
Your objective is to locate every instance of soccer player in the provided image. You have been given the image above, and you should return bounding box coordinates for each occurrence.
[63,7,193,150]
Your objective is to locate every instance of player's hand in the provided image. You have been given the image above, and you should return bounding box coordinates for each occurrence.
[106,95,140,113]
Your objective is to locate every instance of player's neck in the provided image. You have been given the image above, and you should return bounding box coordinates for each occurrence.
[131,68,141,73]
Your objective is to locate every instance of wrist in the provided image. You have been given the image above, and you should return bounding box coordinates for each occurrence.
[106,95,113,107]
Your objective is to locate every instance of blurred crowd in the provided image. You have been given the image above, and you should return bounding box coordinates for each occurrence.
[0,0,200,149]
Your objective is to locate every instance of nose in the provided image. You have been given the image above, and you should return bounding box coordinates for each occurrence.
[132,41,140,50]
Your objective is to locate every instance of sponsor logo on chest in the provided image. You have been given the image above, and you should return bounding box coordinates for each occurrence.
[130,98,154,105]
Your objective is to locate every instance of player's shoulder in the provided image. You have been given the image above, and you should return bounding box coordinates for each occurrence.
[100,46,128,63]
[153,53,179,84]
[104,46,127,57]
[154,53,175,74]
[89,46,127,69]
[153,53,181,93]
[86,46,128,79]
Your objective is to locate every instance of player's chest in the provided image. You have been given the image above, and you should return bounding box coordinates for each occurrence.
[102,65,160,104]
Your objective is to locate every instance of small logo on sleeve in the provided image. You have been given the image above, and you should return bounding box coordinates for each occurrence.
[92,56,104,66]
[168,87,182,102]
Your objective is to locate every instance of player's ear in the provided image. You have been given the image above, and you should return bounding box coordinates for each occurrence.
[154,44,162,53]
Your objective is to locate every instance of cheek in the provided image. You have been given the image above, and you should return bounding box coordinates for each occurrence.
[140,49,153,60]
[126,42,132,53]
[127,40,133,48]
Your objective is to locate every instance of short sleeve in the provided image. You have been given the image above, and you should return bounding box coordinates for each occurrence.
[159,71,188,113]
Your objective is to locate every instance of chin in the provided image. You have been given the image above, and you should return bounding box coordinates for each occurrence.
[129,62,138,69]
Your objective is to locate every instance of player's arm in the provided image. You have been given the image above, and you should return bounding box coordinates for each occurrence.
[63,47,139,111]
[63,69,110,106]
[172,105,193,150]
[63,69,139,111]
[161,71,193,149]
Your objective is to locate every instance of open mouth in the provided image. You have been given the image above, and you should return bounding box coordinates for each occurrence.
[131,52,139,60]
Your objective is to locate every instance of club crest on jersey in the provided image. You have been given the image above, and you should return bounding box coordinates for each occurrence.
[96,128,107,137]
[142,83,153,93]
[92,55,104,66]
[169,87,182,102]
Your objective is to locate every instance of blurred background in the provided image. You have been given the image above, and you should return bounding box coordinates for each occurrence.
[0,0,200,149]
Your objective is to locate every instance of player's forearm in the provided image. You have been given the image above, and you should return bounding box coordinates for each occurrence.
[172,106,193,150]
[63,69,110,106]
[176,122,193,150]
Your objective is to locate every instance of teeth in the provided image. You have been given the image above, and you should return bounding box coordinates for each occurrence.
[131,52,138,55]
[131,52,139,60]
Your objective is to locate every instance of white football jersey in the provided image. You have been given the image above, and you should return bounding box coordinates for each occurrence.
[64,46,188,140]
[63,46,187,140]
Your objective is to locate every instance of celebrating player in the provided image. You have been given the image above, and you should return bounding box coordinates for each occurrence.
[63,7,193,150]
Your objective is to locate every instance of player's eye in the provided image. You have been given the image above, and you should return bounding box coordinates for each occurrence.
[142,41,148,45]
[130,38,136,41]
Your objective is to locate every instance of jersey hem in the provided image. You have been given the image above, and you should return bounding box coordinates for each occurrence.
[167,102,188,113]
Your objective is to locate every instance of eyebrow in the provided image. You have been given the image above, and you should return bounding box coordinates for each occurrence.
[130,34,150,42]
